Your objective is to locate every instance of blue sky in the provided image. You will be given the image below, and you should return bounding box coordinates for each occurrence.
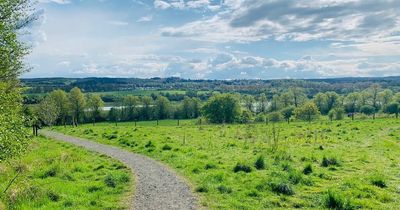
[22,0,400,79]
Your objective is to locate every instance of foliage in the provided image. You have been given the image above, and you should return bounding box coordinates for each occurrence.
[294,102,320,122]
[69,87,86,125]
[202,94,241,123]
[38,96,59,126]
[384,102,399,118]
[233,163,252,173]
[360,105,375,116]
[324,190,354,210]
[268,111,283,123]
[254,156,265,170]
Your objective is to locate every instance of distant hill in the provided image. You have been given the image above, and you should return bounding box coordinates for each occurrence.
[21,76,400,95]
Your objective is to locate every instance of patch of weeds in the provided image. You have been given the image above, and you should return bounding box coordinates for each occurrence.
[303,163,313,175]
[192,168,200,174]
[324,190,354,210]
[195,186,208,193]
[370,175,387,188]
[204,163,217,170]
[233,163,252,173]
[93,165,104,171]
[217,185,232,194]
[47,190,60,202]
[145,141,154,148]
[88,186,102,193]
[281,162,292,171]
[162,144,172,151]
[104,174,117,188]
[288,170,303,185]
[118,173,131,183]
[321,156,341,167]
[254,156,265,170]
[268,181,295,196]
[63,200,73,207]
[40,166,58,179]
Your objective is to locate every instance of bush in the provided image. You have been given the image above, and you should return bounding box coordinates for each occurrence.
[104,174,117,188]
[303,164,313,175]
[288,170,303,185]
[321,156,340,167]
[195,186,208,193]
[217,185,232,194]
[268,181,294,195]
[204,163,217,170]
[162,144,172,150]
[254,156,265,170]
[324,190,354,210]
[370,175,387,188]
[233,163,252,173]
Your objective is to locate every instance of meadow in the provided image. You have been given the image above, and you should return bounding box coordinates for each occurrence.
[0,136,133,210]
[53,118,400,209]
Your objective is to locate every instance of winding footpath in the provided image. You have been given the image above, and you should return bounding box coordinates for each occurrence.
[40,130,197,210]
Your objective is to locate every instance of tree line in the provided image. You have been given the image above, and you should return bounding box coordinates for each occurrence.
[30,84,400,127]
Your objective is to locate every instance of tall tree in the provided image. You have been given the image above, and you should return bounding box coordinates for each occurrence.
[384,102,399,118]
[243,95,255,112]
[69,87,86,126]
[325,91,340,113]
[0,0,33,161]
[289,87,306,107]
[155,95,171,120]
[203,94,241,123]
[258,93,268,113]
[49,89,69,126]
[37,96,59,126]
[369,84,381,119]
[313,93,327,114]
[87,94,104,125]
[378,89,393,109]
[140,96,153,120]
[345,92,360,120]
[122,95,139,121]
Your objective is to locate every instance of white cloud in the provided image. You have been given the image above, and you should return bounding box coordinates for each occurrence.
[107,20,129,26]
[137,15,153,22]
[154,0,171,9]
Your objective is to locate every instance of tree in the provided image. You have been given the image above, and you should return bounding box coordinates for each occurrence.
[289,87,306,107]
[325,92,340,113]
[369,84,381,119]
[49,89,69,126]
[37,96,59,126]
[394,93,400,103]
[240,109,254,123]
[122,95,139,121]
[344,92,360,120]
[378,89,393,109]
[360,105,375,117]
[269,95,280,112]
[140,96,153,120]
[384,102,399,118]
[258,93,268,113]
[69,87,86,126]
[243,95,255,112]
[281,106,295,123]
[108,107,121,126]
[313,93,327,114]
[202,94,241,123]
[87,94,104,125]
[155,95,171,120]
[328,107,345,121]
[0,0,33,161]
[280,92,292,108]
[294,102,320,123]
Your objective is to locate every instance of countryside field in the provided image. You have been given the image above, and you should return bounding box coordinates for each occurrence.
[0,136,133,210]
[53,118,400,209]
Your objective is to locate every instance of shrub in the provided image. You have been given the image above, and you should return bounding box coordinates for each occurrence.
[47,190,60,202]
[195,186,208,193]
[204,163,217,170]
[217,185,232,194]
[40,166,58,179]
[324,190,354,210]
[233,163,252,173]
[288,170,303,185]
[104,174,117,188]
[321,156,340,167]
[254,156,265,170]
[303,164,313,175]
[268,181,294,195]
[370,176,387,188]
[162,144,172,150]
[145,141,154,148]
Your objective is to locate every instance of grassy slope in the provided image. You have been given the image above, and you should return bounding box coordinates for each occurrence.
[0,136,133,210]
[54,118,400,209]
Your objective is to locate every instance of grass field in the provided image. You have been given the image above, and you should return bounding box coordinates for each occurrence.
[53,118,400,209]
[0,136,133,210]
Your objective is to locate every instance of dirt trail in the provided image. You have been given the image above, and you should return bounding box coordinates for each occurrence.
[40,130,197,210]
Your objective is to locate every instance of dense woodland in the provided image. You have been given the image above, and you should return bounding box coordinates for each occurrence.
[27,83,400,128]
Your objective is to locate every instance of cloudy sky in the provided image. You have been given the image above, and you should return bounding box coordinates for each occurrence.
[22,0,400,79]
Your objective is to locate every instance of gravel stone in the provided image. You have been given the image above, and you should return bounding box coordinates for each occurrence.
[41,130,197,210]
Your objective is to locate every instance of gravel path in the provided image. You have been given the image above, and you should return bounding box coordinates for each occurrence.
[40,130,197,210]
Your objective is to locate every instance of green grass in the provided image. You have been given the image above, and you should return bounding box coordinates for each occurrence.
[53,118,400,209]
[0,136,133,210]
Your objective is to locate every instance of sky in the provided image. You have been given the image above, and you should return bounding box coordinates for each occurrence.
[21,0,400,79]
